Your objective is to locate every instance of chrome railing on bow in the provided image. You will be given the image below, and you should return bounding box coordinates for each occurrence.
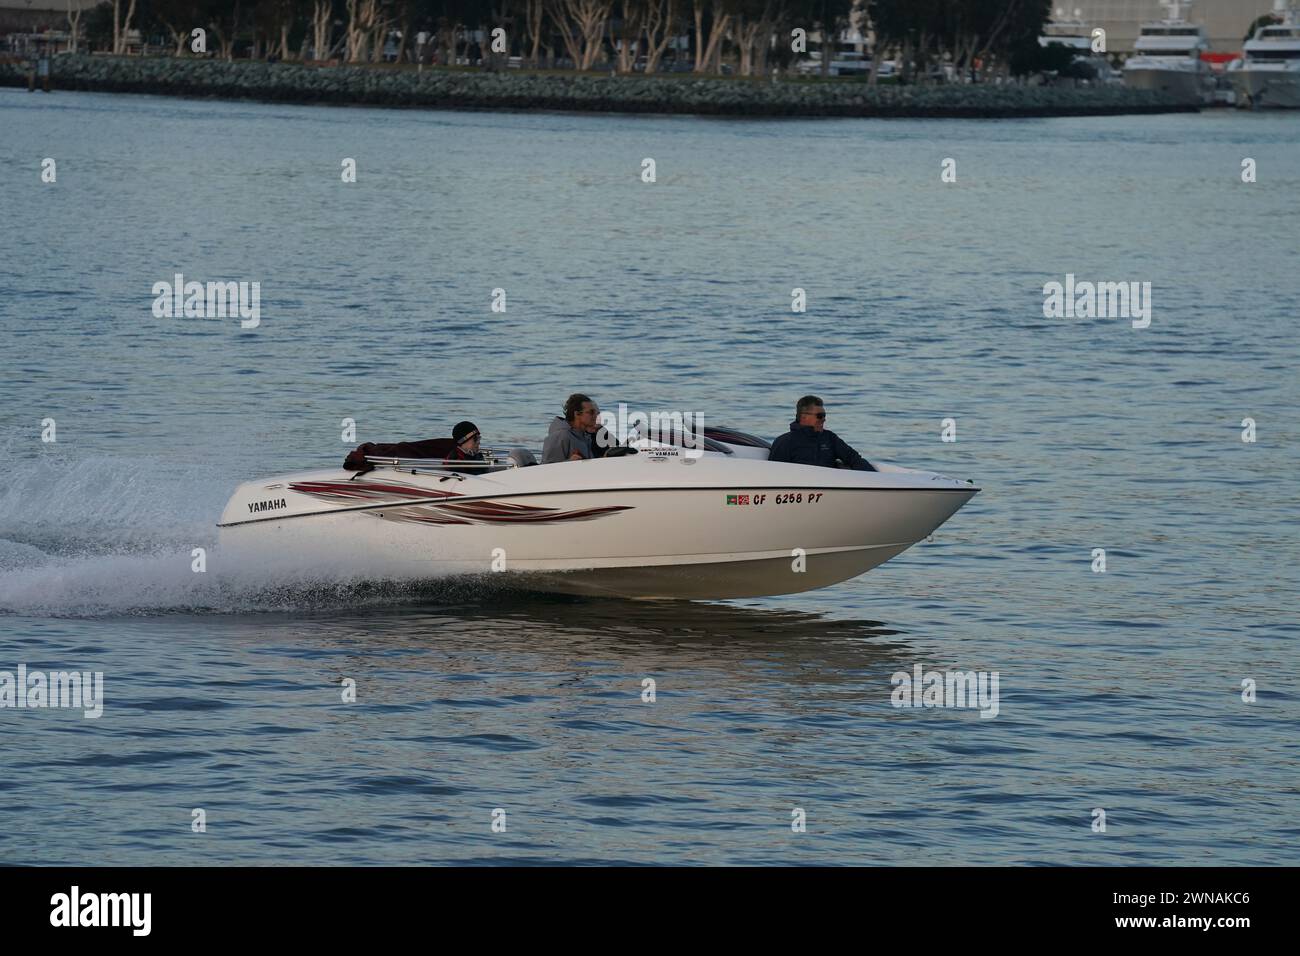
[361,449,522,472]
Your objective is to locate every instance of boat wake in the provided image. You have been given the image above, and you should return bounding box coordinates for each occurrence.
[0,448,473,617]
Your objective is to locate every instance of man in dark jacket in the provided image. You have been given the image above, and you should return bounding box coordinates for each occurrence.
[768,395,875,471]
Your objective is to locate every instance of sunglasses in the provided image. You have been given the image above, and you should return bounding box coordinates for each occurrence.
[805,411,826,420]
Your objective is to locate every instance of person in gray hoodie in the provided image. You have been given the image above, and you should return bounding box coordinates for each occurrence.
[542,394,599,464]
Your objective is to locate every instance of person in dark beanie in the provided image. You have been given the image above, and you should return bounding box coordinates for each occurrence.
[447,421,484,467]
[768,395,875,470]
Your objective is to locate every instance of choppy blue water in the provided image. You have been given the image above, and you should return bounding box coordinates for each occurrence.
[1,90,1297,865]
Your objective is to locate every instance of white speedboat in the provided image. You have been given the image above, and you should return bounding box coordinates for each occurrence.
[1229,0,1300,108]
[216,427,979,600]
[1123,1,1213,104]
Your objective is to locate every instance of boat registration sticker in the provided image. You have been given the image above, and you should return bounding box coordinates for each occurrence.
[726,493,823,506]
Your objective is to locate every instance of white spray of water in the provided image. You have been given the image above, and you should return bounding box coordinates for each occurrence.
[0,448,461,617]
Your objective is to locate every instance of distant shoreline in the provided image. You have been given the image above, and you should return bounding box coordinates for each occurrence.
[1,55,1197,119]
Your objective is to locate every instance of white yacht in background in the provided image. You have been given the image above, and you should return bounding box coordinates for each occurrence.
[1039,9,1122,85]
[1123,1,1214,104]
[1229,0,1300,108]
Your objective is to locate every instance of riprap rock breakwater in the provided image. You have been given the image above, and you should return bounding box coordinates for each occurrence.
[0,55,1194,119]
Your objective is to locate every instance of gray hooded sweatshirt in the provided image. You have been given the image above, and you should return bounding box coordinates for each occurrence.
[542,417,592,464]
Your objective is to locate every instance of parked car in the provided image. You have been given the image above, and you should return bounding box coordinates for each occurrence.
[796,50,872,77]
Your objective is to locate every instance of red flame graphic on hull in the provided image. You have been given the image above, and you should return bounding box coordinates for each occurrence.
[288,480,632,526]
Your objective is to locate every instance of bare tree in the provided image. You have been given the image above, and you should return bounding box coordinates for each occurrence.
[370,5,395,62]
[346,0,387,62]
[391,0,416,63]
[693,0,732,72]
[209,2,244,60]
[642,0,678,73]
[346,0,366,61]
[479,1,505,69]
[270,0,306,60]
[251,1,290,58]
[311,0,333,59]
[153,0,198,57]
[554,0,613,70]
[961,0,1024,76]
[609,0,645,73]
[67,0,83,54]
[112,0,139,54]
[735,0,780,75]
[520,0,546,66]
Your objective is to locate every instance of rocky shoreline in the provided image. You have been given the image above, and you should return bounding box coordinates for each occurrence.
[0,55,1195,118]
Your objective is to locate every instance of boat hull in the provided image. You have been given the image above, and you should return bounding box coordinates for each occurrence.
[514,544,916,599]
[1123,66,1211,103]
[1230,68,1300,108]
[217,456,978,599]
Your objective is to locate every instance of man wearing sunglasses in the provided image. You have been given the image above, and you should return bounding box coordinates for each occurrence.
[768,395,875,471]
[542,394,599,464]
